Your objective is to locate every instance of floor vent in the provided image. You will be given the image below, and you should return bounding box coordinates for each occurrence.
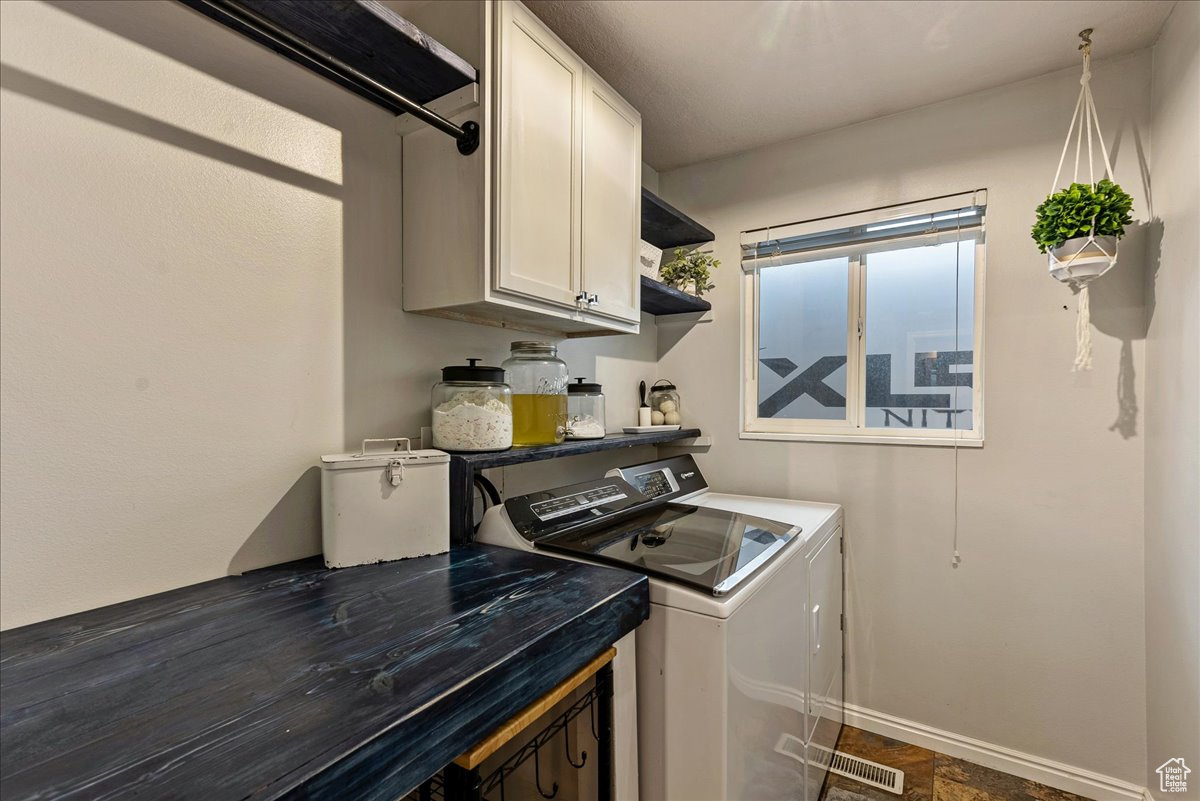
[828,751,905,795]
[773,734,905,795]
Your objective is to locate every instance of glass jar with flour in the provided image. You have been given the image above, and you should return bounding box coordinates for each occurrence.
[566,378,606,440]
[431,360,513,452]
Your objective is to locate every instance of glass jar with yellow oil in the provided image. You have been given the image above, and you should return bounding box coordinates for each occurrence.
[502,341,569,446]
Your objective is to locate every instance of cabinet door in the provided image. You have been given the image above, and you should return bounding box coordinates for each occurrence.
[495,0,582,308]
[581,71,641,323]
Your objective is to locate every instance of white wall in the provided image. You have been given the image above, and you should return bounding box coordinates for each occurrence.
[658,52,1153,781]
[1145,2,1200,792]
[0,0,658,630]
[642,161,660,193]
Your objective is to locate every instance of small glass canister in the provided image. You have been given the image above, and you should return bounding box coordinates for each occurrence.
[648,379,681,426]
[567,378,605,440]
[431,359,513,452]
[502,341,569,446]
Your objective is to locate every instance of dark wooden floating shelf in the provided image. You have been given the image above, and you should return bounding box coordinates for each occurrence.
[640,276,713,316]
[641,188,715,250]
[180,0,477,116]
[450,428,702,542]
[453,428,703,470]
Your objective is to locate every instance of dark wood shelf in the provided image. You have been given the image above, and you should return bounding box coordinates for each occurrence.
[641,188,714,250]
[640,276,713,316]
[181,0,477,115]
[454,428,702,470]
[450,428,702,541]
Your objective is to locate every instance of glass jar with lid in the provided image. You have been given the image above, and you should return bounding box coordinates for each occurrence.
[566,378,605,440]
[502,341,569,446]
[431,359,513,452]
[648,379,681,426]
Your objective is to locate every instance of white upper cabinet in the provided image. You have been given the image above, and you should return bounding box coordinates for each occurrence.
[496,0,582,308]
[581,71,642,324]
[401,0,642,336]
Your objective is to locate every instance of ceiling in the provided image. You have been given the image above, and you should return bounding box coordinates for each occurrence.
[524,0,1176,170]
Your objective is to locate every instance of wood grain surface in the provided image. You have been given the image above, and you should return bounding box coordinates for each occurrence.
[179,0,477,116]
[0,546,648,801]
[453,646,616,769]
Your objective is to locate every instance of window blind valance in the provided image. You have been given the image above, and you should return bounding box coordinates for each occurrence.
[740,189,987,270]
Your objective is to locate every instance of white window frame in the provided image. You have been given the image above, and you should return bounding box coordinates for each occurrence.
[741,196,986,447]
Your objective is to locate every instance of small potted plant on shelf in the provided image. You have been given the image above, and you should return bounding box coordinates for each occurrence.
[659,248,720,297]
[1031,178,1133,283]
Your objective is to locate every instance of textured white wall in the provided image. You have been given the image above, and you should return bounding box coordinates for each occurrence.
[658,52,1153,781]
[1145,2,1200,792]
[0,0,658,629]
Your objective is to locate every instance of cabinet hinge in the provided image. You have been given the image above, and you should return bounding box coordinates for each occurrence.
[856,316,863,338]
[840,612,845,632]
[839,535,843,554]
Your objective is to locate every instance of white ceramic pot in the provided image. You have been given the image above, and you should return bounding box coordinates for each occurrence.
[1049,235,1118,283]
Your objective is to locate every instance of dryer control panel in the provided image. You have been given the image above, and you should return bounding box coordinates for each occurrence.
[608,455,710,502]
[504,477,651,541]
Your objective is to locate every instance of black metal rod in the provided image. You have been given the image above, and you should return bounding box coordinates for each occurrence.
[184,0,479,154]
[596,664,614,801]
[444,763,482,801]
[563,718,588,769]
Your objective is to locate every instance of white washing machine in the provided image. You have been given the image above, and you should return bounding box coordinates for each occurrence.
[477,455,843,801]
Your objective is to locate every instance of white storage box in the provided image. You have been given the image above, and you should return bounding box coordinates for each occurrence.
[320,438,450,568]
[639,240,663,280]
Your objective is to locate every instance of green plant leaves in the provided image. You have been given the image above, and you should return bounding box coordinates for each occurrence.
[1031,179,1134,253]
[659,247,720,296]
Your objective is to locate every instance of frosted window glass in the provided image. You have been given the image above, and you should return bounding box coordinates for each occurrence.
[757,257,848,420]
[863,241,974,430]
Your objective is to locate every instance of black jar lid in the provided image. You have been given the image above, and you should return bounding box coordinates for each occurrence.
[569,377,602,394]
[651,379,677,391]
[442,358,506,384]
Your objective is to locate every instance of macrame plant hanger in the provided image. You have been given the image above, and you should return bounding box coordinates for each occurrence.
[1048,28,1118,371]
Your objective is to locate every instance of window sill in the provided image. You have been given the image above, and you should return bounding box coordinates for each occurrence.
[739,431,984,448]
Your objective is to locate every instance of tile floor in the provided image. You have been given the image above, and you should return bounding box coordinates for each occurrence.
[820,727,1097,801]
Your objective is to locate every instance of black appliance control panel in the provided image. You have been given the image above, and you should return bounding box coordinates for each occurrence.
[504,477,651,541]
[609,455,710,502]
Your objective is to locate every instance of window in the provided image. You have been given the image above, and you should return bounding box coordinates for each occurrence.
[742,191,986,446]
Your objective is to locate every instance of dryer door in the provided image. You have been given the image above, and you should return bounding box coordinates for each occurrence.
[805,525,845,799]
[725,538,809,800]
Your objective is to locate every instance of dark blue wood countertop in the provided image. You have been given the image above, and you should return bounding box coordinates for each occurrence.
[0,545,649,801]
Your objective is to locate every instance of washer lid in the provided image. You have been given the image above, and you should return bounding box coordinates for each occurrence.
[536,503,800,596]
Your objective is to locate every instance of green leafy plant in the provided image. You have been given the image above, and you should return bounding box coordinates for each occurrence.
[659,248,720,296]
[1031,179,1134,253]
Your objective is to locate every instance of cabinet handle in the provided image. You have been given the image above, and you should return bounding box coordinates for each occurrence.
[811,603,821,654]
[575,292,588,306]
[588,293,599,306]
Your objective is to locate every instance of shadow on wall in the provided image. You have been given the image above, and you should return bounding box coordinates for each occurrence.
[13,0,351,577]
[1080,115,1158,440]
[1087,218,1161,440]
[229,467,322,574]
[0,63,343,200]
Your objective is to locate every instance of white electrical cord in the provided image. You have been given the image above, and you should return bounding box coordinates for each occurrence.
[951,209,963,568]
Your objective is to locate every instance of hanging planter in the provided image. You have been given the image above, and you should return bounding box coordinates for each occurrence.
[1031,29,1134,371]
[1049,235,1117,282]
[1033,179,1132,283]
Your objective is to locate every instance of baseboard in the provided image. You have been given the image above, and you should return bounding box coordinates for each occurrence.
[844,703,1147,801]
